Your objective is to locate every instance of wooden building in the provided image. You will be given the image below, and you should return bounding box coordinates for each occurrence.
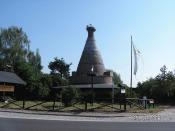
[0,71,26,98]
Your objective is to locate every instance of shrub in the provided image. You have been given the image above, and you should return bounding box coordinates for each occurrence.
[61,86,78,106]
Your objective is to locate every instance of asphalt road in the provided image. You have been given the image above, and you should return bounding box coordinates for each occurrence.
[0,118,175,131]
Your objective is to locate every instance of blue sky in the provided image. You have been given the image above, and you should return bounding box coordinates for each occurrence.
[1,0,175,86]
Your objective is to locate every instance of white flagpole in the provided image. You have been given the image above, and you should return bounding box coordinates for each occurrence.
[130,35,133,97]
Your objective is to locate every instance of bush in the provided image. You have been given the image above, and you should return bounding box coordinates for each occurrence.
[61,86,78,106]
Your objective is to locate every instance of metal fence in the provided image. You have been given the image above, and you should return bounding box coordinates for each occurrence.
[0,97,154,112]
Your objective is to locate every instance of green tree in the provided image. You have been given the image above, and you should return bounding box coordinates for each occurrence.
[0,26,30,69]
[0,26,50,100]
[112,71,123,85]
[137,65,175,103]
[38,74,52,99]
[155,65,174,99]
[48,57,72,86]
[61,86,78,106]
[27,49,42,78]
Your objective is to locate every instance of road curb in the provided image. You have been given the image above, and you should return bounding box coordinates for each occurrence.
[0,108,131,118]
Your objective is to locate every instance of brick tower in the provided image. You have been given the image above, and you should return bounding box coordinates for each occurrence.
[70,25,113,85]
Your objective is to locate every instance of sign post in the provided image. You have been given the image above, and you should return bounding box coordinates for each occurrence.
[119,84,126,111]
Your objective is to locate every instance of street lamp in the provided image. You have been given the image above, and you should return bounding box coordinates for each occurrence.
[89,65,96,106]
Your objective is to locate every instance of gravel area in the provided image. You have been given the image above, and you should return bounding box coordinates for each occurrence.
[0,107,175,122]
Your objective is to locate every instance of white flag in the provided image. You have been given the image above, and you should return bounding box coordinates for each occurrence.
[133,44,140,75]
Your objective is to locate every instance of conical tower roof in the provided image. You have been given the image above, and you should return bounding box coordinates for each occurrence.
[77,25,105,76]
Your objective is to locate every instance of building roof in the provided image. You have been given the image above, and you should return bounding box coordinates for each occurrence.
[0,71,26,85]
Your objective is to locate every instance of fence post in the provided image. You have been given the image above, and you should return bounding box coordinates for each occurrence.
[124,98,126,111]
[22,86,25,109]
[84,97,87,111]
[129,102,132,108]
[22,100,25,109]
[85,101,87,111]
[52,94,56,111]
[153,99,155,108]
[145,100,147,109]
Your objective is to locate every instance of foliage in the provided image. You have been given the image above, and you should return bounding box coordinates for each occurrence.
[48,57,71,86]
[61,86,78,106]
[0,26,30,69]
[48,57,71,78]
[38,74,52,98]
[0,26,51,100]
[136,65,175,104]
[13,62,50,100]
[112,71,123,85]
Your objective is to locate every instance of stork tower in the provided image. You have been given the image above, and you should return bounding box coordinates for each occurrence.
[70,25,113,85]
